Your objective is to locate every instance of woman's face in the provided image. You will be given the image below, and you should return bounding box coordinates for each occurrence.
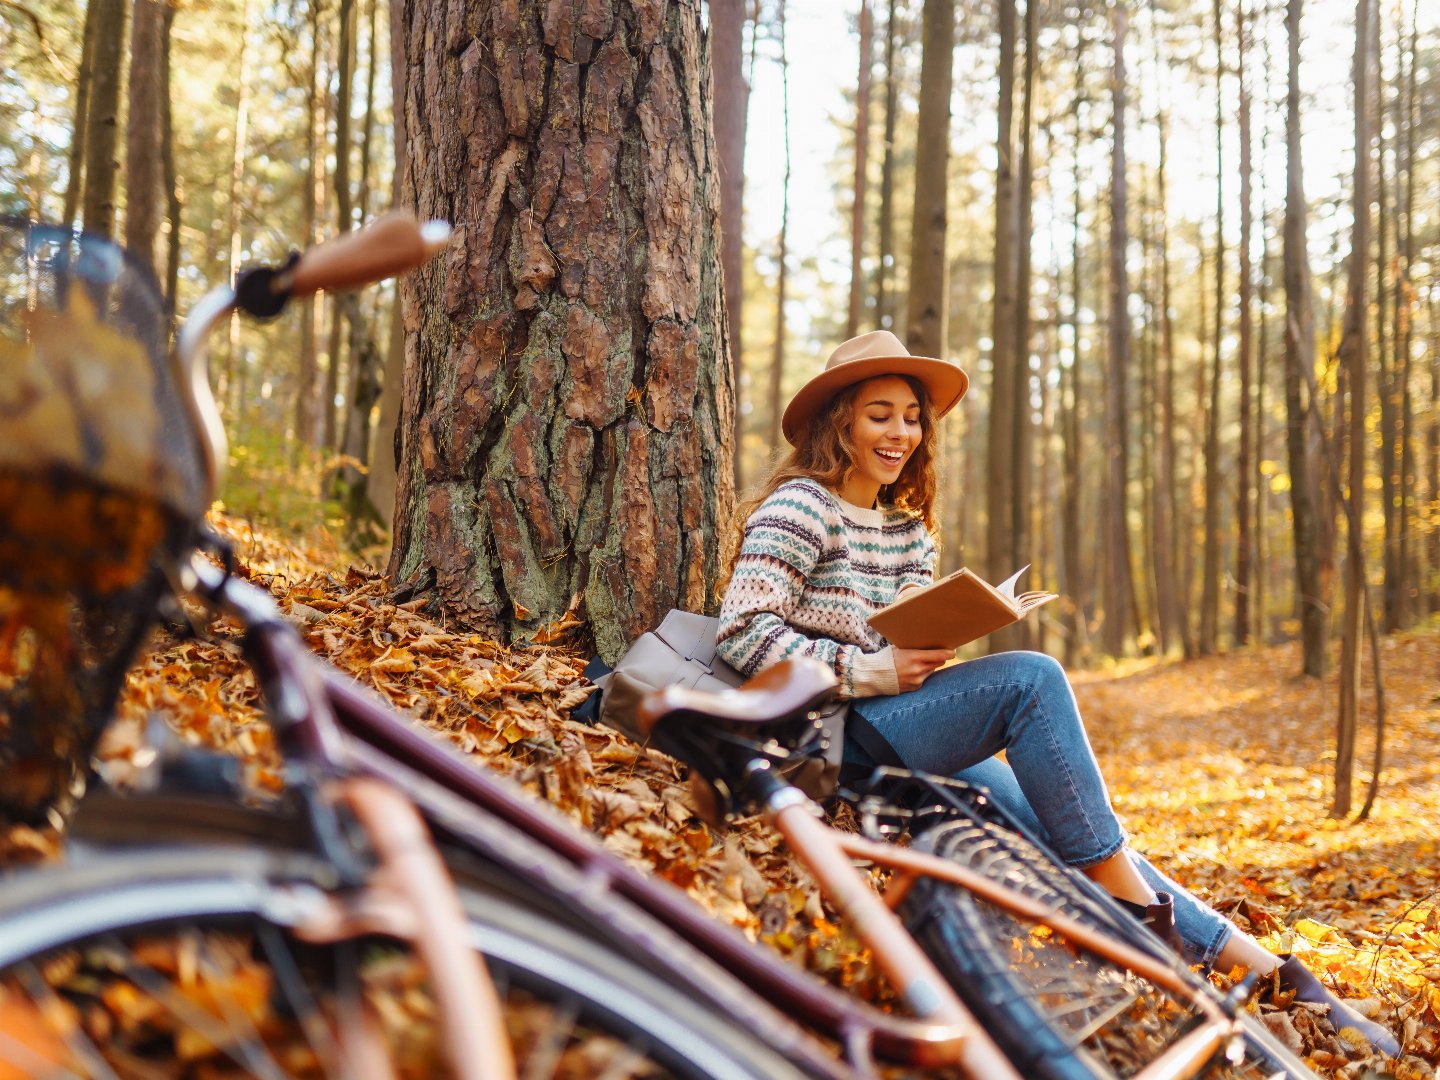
[844,375,922,499]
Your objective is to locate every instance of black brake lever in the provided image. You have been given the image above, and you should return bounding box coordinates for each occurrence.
[234,251,301,319]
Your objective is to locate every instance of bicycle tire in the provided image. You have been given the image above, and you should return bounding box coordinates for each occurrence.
[0,841,813,1079]
[902,817,1319,1080]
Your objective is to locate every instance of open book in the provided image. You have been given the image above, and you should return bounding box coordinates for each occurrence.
[866,565,1057,650]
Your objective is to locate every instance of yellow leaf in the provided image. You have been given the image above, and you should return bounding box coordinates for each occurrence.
[1292,918,1337,943]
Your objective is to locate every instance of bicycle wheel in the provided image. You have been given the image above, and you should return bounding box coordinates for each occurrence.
[0,842,811,1079]
[902,816,1318,1080]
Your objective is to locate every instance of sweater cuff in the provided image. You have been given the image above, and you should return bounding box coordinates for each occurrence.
[849,646,899,698]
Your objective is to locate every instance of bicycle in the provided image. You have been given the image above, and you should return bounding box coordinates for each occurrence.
[0,214,1320,1079]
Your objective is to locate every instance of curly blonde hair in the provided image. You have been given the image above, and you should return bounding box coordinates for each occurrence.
[717,374,940,599]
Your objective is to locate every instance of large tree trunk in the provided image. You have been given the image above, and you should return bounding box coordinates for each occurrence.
[79,0,127,237]
[1102,3,1137,658]
[846,0,873,339]
[1333,0,1372,819]
[905,0,954,360]
[389,0,735,664]
[123,0,165,277]
[1060,28,1087,668]
[1284,0,1324,675]
[710,0,748,485]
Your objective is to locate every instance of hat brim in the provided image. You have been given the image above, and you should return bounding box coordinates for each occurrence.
[780,355,969,445]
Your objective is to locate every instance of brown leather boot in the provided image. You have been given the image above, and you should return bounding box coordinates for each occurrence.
[1273,955,1399,1056]
[1118,891,1185,956]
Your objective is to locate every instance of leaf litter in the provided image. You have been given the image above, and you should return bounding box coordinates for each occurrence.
[4,512,1436,1077]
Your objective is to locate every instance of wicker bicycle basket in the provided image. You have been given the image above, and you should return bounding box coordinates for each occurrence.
[0,220,207,826]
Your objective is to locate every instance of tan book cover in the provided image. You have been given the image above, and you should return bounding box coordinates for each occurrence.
[866,565,1057,650]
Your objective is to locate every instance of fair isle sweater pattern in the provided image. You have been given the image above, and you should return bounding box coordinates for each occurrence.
[717,479,937,699]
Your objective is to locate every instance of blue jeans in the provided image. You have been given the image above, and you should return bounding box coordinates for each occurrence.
[845,651,1234,968]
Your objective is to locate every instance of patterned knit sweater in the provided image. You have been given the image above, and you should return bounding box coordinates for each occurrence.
[717,478,937,699]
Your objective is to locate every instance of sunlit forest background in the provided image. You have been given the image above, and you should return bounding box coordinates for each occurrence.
[3,0,1437,690]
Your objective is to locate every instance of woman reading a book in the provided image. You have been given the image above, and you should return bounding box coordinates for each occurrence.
[714,330,1396,1055]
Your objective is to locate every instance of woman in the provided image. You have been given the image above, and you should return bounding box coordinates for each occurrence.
[716,330,1398,1056]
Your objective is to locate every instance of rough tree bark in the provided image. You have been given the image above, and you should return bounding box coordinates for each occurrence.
[79,0,127,237]
[875,0,900,334]
[767,0,791,454]
[62,0,98,228]
[905,0,954,360]
[123,0,165,278]
[389,0,735,664]
[1234,0,1254,645]
[1199,0,1225,655]
[987,0,1019,595]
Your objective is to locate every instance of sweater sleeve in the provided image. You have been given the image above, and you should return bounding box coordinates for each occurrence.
[717,486,898,700]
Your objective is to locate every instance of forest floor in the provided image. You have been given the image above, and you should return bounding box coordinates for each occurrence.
[13,512,1438,1078]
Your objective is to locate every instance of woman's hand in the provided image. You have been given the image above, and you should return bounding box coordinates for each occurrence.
[892,648,954,693]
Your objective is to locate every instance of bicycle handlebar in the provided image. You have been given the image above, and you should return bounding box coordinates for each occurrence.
[279,211,451,297]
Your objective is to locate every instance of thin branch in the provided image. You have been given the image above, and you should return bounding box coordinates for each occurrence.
[0,0,74,79]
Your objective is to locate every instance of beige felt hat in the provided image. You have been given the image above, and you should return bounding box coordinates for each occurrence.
[780,330,969,445]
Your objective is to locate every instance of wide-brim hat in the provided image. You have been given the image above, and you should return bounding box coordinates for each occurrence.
[780,330,969,446]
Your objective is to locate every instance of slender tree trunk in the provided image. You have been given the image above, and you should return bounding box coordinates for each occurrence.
[876,0,900,334]
[1397,0,1417,626]
[1333,0,1372,819]
[62,0,98,228]
[1061,37,1086,667]
[1234,0,1254,645]
[1284,0,1324,675]
[988,0,1019,611]
[123,0,165,278]
[1199,0,1225,655]
[367,0,409,527]
[1010,0,1037,645]
[296,0,323,449]
[767,0,791,452]
[79,0,127,237]
[1376,8,1400,632]
[847,0,873,339]
[324,0,357,452]
[905,0,954,360]
[1103,2,1137,657]
[160,3,181,314]
[1155,90,1181,654]
[223,0,255,415]
[710,0,748,486]
[390,0,734,662]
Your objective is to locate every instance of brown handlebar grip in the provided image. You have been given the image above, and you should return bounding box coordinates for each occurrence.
[284,211,451,296]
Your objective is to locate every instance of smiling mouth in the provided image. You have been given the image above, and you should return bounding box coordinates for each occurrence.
[875,449,906,468]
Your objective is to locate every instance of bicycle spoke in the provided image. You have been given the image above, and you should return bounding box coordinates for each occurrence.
[13,961,118,1080]
[94,934,290,1080]
[256,921,347,1080]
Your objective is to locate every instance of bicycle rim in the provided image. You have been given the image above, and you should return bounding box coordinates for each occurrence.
[902,818,1317,1080]
[0,845,807,1080]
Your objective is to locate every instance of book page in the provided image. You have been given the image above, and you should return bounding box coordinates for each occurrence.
[994,564,1030,601]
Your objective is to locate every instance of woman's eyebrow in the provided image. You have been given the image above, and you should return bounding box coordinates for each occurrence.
[861,397,921,410]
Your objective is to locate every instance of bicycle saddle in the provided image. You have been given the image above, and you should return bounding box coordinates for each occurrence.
[635,658,838,738]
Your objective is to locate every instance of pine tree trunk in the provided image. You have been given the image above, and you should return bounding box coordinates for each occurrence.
[389,0,734,663]
[62,0,98,228]
[876,0,900,334]
[847,0,873,339]
[987,0,1019,597]
[1102,2,1137,657]
[710,0,748,485]
[1233,0,1254,646]
[767,0,790,453]
[160,3,181,314]
[79,0,127,237]
[296,1,323,449]
[123,0,165,278]
[905,0,954,360]
[1333,0,1372,819]
[1199,0,1225,655]
[1155,96,1181,655]
[366,0,411,526]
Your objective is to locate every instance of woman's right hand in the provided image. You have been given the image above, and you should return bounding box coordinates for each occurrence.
[892,648,954,693]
